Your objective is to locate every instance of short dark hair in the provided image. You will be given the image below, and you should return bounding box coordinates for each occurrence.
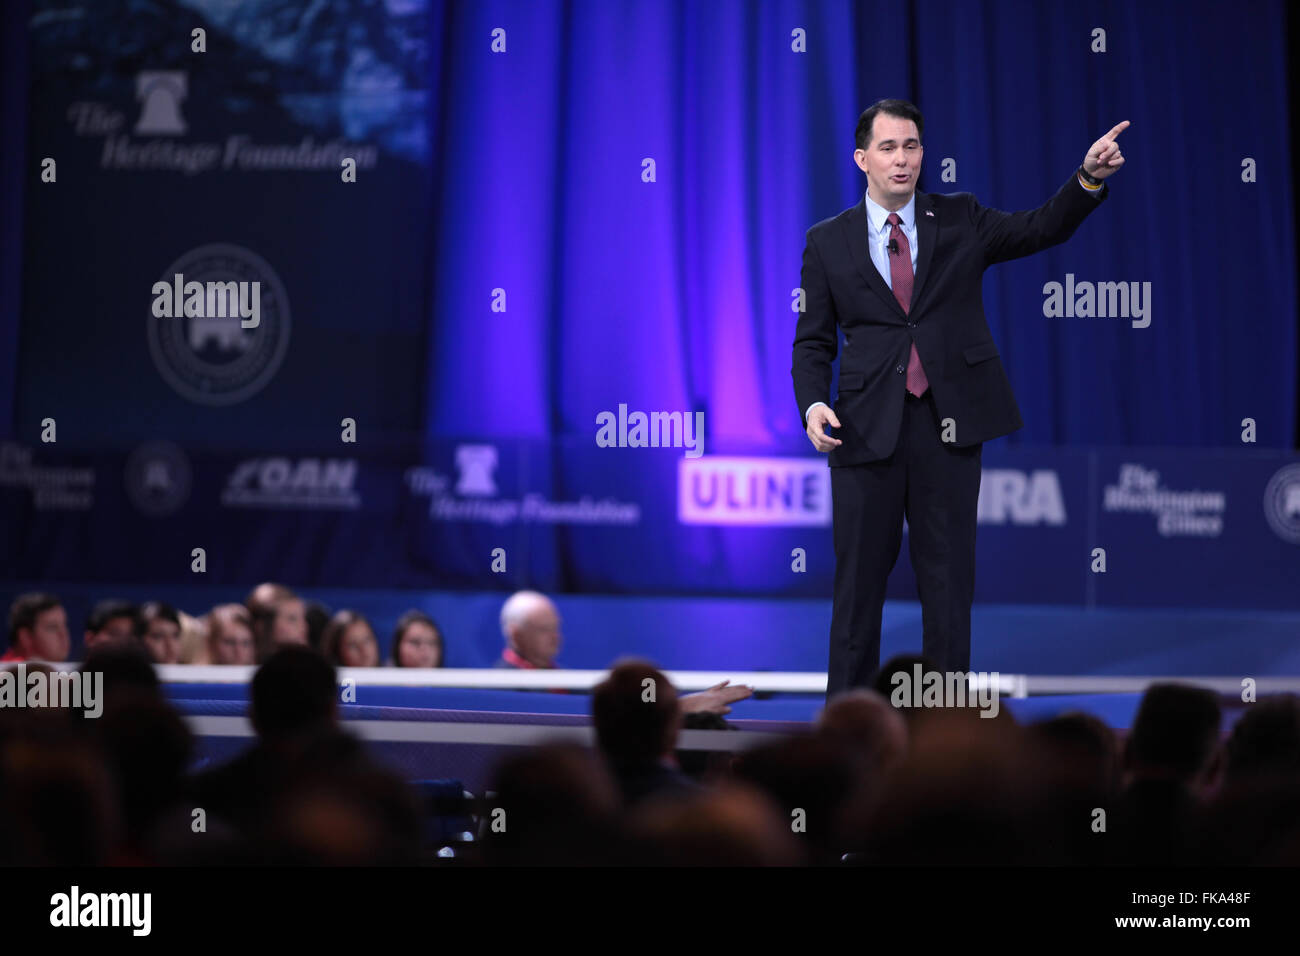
[391,610,443,667]
[86,599,141,637]
[591,659,679,763]
[250,645,337,739]
[140,601,180,630]
[1126,683,1222,778]
[7,592,63,646]
[303,599,332,651]
[1225,694,1300,781]
[855,98,924,151]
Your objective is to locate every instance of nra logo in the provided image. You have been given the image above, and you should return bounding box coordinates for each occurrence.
[221,457,360,510]
[977,469,1067,526]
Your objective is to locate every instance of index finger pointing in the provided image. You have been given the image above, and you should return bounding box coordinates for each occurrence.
[1105,120,1131,140]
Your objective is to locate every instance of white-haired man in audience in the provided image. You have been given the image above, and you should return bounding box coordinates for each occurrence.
[494,590,754,715]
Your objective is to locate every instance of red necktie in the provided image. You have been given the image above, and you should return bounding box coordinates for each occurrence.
[887,212,929,398]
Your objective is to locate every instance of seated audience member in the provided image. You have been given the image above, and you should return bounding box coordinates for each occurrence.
[1192,697,1300,864]
[139,601,182,665]
[631,783,803,866]
[813,688,910,826]
[1223,694,1300,784]
[591,659,702,808]
[82,599,142,656]
[731,734,863,865]
[188,646,419,861]
[0,703,119,865]
[849,707,1045,865]
[872,652,943,723]
[816,688,909,779]
[495,591,561,670]
[3,592,70,663]
[390,610,444,668]
[177,610,210,665]
[245,582,310,661]
[304,599,332,653]
[188,645,342,834]
[81,644,162,710]
[1025,711,1121,865]
[481,742,626,865]
[207,604,256,666]
[494,591,752,710]
[1110,683,1223,865]
[321,610,380,668]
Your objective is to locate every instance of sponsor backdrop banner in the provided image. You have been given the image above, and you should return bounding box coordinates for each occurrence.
[3,439,1297,609]
[18,0,430,450]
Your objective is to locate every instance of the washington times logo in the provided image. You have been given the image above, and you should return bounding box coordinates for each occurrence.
[124,441,192,516]
[147,244,290,406]
[1103,463,1225,537]
[1263,463,1300,544]
[0,442,94,510]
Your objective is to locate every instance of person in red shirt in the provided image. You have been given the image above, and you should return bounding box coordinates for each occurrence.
[3,592,71,663]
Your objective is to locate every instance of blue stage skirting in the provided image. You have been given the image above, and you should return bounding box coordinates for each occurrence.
[172,685,1263,793]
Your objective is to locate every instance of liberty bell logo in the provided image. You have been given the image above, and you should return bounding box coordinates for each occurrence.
[135,71,188,135]
[455,445,499,497]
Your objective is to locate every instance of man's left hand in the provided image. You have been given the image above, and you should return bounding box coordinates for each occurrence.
[1083,120,1130,180]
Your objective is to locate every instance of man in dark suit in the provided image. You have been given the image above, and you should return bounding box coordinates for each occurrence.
[792,99,1127,698]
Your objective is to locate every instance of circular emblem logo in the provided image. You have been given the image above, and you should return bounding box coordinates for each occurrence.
[125,441,192,516]
[1263,464,1300,545]
[148,243,291,406]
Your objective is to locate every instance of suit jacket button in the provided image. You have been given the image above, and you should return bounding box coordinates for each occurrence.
[907,321,916,328]
[895,364,905,374]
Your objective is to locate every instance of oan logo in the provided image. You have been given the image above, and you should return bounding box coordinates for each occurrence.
[1263,464,1300,545]
[221,458,360,510]
[125,442,192,516]
[147,244,290,406]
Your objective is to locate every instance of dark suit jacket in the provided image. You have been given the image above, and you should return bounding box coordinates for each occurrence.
[792,172,1107,466]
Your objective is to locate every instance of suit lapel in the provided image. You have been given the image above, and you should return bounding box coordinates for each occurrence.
[843,198,905,321]
[841,189,939,319]
[910,190,938,312]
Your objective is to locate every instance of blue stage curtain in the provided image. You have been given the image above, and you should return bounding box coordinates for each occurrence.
[424,0,1296,451]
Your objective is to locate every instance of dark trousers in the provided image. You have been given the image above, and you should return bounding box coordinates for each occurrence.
[826,389,983,699]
